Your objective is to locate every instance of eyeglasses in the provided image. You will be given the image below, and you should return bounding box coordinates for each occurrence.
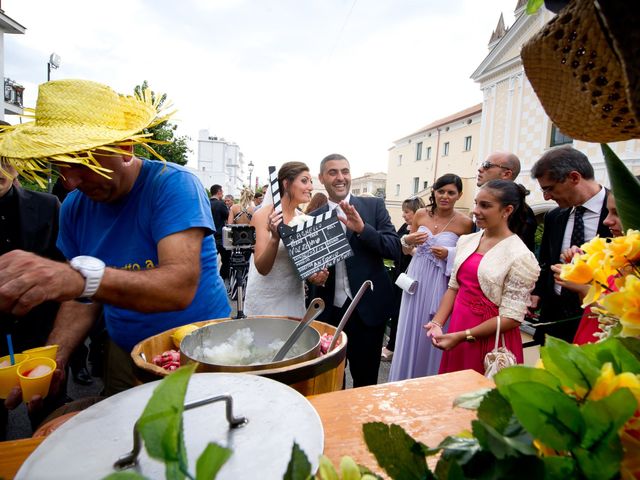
[480,160,511,170]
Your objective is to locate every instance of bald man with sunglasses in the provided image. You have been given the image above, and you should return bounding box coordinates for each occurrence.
[476,152,537,251]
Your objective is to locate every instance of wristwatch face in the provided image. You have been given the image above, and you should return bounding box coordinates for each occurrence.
[72,255,105,271]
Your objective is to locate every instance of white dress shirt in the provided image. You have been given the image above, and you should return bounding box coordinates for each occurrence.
[327,194,353,307]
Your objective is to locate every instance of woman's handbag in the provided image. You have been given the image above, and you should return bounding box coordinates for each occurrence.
[484,316,517,379]
[395,272,418,295]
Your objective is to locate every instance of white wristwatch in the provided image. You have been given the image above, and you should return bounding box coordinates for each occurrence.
[70,256,106,298]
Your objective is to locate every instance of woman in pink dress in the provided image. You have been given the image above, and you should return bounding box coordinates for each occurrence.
[426,180,540,375]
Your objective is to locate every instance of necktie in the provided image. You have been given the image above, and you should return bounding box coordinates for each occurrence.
[570,206,586,247]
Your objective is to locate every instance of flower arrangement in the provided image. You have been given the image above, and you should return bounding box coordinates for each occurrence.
[560,230,640,338]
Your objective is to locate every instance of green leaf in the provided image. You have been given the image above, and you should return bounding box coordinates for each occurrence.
[283,442,312,480]
[477,389,513,434]
[526,0,545,14]
[362,422,433,480]
[136,364,197,480]
[542,456,576,480]
[540,337,600,392]
[339,456,361,480]
[317,456,339,480]
[581,387,637,449]
[601,144,640,231]
[452,388,492,410]
[195,443,232,480]
[494,365,562,391]
[573,439,623,480]
[582,337,640,374]
[102,473,150,480]
[472,419,537,459]
[436,435,481,468]
[499,382,584,451]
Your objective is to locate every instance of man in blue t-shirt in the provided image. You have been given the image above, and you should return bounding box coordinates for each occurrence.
[0,79,231,397]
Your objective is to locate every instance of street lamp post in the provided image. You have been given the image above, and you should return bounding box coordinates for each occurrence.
[46,53,61,193]
[248,161,254,189]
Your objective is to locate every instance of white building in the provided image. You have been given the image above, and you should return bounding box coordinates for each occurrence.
[196,129,248,197]
[1,4,25,119]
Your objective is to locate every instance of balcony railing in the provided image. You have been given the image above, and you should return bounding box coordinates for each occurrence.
[4,78,24,107]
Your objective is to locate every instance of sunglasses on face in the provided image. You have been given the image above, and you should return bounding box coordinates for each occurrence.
[480,160,511,170]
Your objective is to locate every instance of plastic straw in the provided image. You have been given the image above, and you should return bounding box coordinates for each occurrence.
[6,334,15,365]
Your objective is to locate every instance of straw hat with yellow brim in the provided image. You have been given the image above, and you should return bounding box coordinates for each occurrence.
[0,79,174,187]
[521,0,639,143]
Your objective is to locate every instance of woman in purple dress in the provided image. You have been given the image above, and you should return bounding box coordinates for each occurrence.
[389,174,473,381]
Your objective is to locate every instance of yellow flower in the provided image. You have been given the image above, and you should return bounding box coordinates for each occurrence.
[533,438,561,457]
[601,275,640,337]
[588,362,640,404]
[560,254,593,284]
[608,230,640,267]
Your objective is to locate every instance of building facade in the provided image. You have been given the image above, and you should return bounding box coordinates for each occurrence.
[0,5,25,119]
[196,129,248,197]
[386,105,481,226]
[385,1,640,228]
[351,172,386,198]
[471,1,640,212]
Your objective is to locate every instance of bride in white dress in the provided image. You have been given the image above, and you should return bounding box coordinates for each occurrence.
[244,162,329,318]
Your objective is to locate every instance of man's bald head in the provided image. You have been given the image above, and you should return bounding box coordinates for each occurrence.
[476,151,521,186]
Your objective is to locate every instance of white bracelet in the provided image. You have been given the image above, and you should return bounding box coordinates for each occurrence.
[400,235,410,248]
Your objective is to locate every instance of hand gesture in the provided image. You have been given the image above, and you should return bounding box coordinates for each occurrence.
[337,201,365,234]
[0,250,84,315]
[308,268,329,287]
[430,246,448,260]
[431,332,463,351]
[423,321,442,338]
[267,208,283,239]
[560,245,583,264]
[405,230,429,246]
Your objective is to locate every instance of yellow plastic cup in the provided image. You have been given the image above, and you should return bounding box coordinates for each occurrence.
[0,354,30,399]
[17,357,57,402]
[22,344,59,361]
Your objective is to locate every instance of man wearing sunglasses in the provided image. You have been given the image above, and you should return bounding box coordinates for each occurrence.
[529,146,609,345]
[476,152,537,252]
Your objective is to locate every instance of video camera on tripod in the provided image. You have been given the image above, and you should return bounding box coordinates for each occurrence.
[221,225,256,318]
[222,225,256,250]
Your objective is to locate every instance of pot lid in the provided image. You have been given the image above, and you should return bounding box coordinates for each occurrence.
[17,373,324,479]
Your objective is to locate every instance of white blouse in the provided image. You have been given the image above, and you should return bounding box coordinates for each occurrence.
[448,231,540,321]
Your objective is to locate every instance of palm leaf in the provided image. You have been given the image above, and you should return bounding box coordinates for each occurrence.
[601,144,640,231]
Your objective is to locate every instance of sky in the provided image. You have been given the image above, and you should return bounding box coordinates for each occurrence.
[4,0,517,181]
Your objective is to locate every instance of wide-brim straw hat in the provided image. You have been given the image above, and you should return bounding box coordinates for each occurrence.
[521,0,639,142]
[0,79,172,185]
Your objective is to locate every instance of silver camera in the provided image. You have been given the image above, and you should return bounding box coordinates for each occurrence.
[222,225,256,250]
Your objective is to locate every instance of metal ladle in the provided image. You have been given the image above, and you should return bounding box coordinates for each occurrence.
[271,298,325,362]
[328,280,373,352]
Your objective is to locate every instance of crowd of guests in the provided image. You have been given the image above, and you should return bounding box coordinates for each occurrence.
[0,78,626,440]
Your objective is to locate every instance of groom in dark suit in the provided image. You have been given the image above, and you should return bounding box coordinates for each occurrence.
[530,146,609,344]
[310,154,400,387]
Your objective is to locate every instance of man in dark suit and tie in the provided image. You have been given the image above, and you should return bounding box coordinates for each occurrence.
[530,146,609,344]
[310,154,400,387]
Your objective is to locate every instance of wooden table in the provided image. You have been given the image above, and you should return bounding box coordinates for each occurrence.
[0,370,491,479]
[308,370,493,475]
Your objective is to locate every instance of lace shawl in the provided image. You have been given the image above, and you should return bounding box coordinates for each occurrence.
[448,232,541,321]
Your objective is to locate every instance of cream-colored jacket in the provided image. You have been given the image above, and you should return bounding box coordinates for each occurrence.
[448,231,540,321]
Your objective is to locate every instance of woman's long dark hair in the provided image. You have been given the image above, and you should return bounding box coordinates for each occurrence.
[483,179,528,235]
[426,173,463,214]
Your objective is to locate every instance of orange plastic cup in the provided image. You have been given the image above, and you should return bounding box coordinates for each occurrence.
[22,344,59,361]
[17,357,57,402]
[0,353,30,399]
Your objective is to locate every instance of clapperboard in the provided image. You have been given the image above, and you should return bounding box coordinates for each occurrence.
[269,166,354,280]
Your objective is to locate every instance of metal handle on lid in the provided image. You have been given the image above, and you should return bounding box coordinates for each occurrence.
[114,393,248,470]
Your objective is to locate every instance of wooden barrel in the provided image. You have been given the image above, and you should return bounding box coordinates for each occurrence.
[131,317,347,396]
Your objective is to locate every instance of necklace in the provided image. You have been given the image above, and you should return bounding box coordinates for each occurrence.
[432,211,455,230]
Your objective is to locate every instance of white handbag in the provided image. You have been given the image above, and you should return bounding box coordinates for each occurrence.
[395,272,418,295]
[484,316,517,379]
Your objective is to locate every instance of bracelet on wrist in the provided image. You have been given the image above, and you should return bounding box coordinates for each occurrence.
[400,235,410,248]
[431,320,443,328]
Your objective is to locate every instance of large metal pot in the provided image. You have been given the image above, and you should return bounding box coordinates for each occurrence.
[180,317,321,372]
